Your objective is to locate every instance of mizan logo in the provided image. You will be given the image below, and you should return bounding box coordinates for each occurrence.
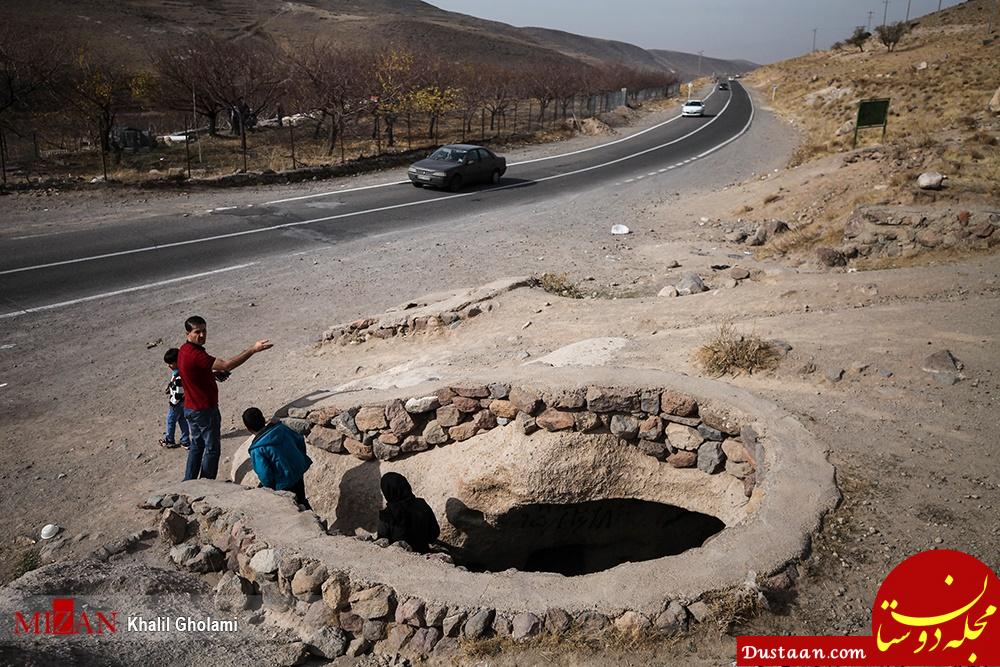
[14,598,118,635]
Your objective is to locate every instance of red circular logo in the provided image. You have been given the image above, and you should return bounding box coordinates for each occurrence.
[872,550,1000,665]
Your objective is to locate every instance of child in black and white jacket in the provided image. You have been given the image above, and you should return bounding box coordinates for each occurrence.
[160,348,190,449]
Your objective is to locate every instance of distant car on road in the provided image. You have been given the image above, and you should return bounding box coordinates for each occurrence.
[681,100,705,117]
[718,82,729,91]
[408,144,506,191]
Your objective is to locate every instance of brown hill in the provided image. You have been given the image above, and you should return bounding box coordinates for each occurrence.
[0,0,754,76]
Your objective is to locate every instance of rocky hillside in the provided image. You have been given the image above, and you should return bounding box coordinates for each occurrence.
[736,0,999,269]
[0,0,754,77]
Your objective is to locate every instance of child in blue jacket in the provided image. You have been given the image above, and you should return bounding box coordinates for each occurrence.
[242,407,312,509]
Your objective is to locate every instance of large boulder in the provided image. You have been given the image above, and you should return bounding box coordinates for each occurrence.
[674,272,707,296]
[917,171,945,190]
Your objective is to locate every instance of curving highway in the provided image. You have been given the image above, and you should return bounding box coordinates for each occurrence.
[0,83,753,319]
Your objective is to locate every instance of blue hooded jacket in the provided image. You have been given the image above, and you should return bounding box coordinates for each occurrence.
[248,423,312,491]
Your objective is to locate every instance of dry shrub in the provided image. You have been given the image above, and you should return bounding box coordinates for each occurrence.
[703,585,770,634]
[537,272,584,299]
[12,549,40,581]
[696,323,779,376]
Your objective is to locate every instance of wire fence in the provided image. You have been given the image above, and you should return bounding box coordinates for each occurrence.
[0,84,680,184]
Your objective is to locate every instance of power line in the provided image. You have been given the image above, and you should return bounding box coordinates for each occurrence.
[867,10,875,29]
[812,27,818,51]
[882,0,890,27]
[905,0,912,21]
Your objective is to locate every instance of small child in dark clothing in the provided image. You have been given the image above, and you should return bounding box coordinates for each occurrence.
[159,348,189,449]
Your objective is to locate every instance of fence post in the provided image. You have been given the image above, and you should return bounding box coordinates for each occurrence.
[481,107,485,141]
[185,123,192,179]
[0,125,6,188]
[513,101,518,135]
[289,123,296,170]
[406,112,411,151]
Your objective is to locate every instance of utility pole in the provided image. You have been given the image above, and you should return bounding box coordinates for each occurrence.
[882,0,890,27]
[905,0,912,21]
[937,0,942,11]
[697,50,703,75]
[812,27,818,51]
[867,10,875,29]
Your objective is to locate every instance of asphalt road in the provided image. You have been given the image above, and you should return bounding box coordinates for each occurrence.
[0,83,753,319]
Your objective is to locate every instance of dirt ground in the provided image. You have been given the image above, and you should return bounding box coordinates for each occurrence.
[1,86,998,665]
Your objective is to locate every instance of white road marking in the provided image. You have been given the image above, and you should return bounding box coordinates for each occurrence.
[2,90,742,277]
[624,178,634,183]
[0,344,14,349]
[264,88,720,205]
[0,263,256,320]
[0,383,7,389]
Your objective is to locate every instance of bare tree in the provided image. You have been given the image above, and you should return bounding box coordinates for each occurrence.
[481,64,515,134]
[292,41,367,156]
[149,33,229,135]
[875,22,910,52]
[845,26,872,52]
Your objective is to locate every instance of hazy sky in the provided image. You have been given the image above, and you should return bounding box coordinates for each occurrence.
[426,0,964,64]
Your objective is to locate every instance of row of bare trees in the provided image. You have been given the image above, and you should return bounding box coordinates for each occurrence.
[1,30,677,178]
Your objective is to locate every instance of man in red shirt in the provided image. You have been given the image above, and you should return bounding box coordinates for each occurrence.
[178,315,273,481]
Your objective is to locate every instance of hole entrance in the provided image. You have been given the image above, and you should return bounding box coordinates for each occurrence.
[446,498,725,576]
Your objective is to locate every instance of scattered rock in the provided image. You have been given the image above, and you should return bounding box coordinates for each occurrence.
[657,285,679,298]
[730,267,750,280]
[989,85,1000,113]
[675,272,707,296]
[921,349,964,385]
[611,224,631,235]
[917,172,945,190]
[825,368,845,383]
[816,246,847,267]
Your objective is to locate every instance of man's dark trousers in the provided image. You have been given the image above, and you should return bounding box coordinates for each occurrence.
[183,407,221,480]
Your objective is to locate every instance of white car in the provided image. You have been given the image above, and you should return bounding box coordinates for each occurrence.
[681,100,704,117]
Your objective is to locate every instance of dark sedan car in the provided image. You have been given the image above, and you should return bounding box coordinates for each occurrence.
[408,144,506,191]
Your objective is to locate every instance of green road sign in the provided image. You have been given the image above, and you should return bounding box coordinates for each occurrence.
[853,98,890,148]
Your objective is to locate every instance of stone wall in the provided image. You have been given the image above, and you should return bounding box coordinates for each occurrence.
[140,489,796,660]
[283,382,762,497]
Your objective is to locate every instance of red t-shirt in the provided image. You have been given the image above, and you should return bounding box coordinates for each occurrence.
[178,341,218,411]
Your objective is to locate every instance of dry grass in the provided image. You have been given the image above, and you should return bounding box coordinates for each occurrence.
[537,272,585,299]
[702,586,770,635]
[11,549,40,581]
[460,626,670,659]
[696,323,780,376]
[745,0,999,198]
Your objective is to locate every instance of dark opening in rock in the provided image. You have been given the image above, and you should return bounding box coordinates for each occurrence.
[445,498,724,576]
